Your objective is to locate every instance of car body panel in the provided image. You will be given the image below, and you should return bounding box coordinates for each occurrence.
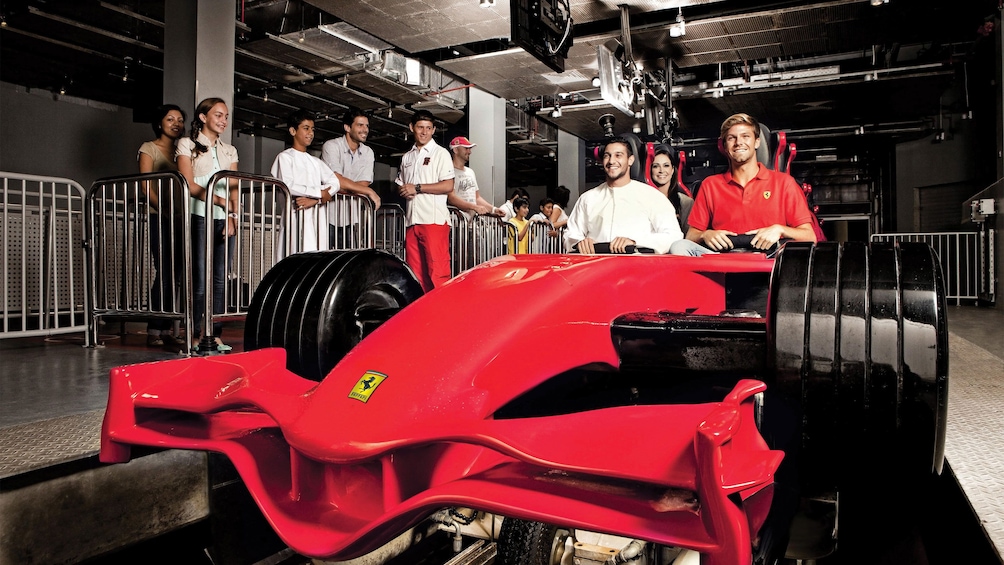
[101,253,781,564]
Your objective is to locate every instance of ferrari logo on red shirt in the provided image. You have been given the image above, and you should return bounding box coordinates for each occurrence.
[763,191,772,200]
[423,157,431,166]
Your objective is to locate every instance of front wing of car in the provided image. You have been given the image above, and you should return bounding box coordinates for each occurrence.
[101,349,781,564]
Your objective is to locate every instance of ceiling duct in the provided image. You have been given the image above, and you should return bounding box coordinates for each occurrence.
[376,52,428,88]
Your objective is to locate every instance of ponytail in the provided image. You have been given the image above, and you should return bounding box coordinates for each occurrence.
[190,97,226,158]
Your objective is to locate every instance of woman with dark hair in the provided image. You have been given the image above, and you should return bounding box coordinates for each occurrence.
[651,144,692,233]
[548,185,570,230]
[176,97,239,352]
[138,104,186,348]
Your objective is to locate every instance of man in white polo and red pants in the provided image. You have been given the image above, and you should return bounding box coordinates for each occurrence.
[396,110,456,292]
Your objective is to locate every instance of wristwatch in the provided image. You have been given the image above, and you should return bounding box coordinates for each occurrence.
[415,183,422,193]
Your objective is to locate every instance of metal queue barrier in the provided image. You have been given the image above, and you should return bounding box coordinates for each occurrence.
[526,222,566,254]
[448,207,515,275]
[871,231,992,304]
[328,192,376,251]
[85,172,194,350]
[85,171,295,353]
[375,204,406,261]
[1,171,88,338]
[197,171,294,349]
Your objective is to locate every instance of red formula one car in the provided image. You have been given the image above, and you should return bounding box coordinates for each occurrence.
[101,242,948,565]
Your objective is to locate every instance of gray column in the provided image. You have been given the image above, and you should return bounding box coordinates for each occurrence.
[164,0,236,145]
[997,11,1004,179]
[557,128,585,208]
[468,87,506,205]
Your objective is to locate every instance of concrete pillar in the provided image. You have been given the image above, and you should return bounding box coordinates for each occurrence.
[557,128,586,208]
[468,87,506,206]
[164,0,236,145]
[997,11,1004,179]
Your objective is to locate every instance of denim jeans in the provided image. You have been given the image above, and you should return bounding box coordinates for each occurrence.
[191,215,231,338]
[670,238,716,256]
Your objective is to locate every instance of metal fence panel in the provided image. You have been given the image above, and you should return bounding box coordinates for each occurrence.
[870,231,988,304]
[526,223,566,254]
[85,172,294,352]
[85,172,193,347]
[2,172,87,338]
[375,204,406,261]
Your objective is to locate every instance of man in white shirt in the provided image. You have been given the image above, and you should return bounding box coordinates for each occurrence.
[321,107,381,249]
[270,109,339,252]
[498,188,529,222]
[396,110,455,291]
[446,136,501,220]
[564,137,683,254]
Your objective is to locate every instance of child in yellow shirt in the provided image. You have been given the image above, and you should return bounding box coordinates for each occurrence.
[507,197,531,254]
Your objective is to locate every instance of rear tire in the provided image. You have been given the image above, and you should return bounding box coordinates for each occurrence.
[768,241,948,493]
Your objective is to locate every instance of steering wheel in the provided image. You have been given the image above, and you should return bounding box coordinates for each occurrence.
[723,234,787,257]
[575,242,656,254]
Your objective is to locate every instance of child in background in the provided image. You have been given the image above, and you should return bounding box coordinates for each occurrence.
[507,197,531,254]
[271,109,340,252]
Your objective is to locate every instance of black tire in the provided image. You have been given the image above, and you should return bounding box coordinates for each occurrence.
[245,250,423,380]
[497,518,571,565]
[243,253,314,351]
[767,241,949,496]
[279,253,355,376]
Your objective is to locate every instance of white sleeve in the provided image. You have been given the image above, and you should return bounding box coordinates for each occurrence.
[563,197,589,250]
[319,158,341,196]
[272,152,316,198]
[630,192,684,254]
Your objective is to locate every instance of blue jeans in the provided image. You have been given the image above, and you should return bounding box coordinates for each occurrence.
[670,239,716,256]
[191,215,231,338]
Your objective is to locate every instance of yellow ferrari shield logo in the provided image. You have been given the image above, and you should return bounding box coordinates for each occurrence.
[763,191,772,200]
[349,371,387,403]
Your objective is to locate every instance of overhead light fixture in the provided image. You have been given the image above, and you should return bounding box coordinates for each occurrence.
[669,9,686,38]
[262,89,269,102]
[551,104,562,118]
[122,56,131,82]
[870,0,888,5]
[591,76,601,87]
[298,30,305,43]
[479,0,496,7]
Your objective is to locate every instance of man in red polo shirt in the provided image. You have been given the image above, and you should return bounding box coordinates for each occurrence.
[670,113,816,255]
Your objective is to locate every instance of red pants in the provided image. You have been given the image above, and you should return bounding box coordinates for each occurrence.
[405,223,451,292]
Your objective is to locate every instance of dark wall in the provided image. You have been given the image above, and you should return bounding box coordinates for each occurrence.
[0,81,150,189]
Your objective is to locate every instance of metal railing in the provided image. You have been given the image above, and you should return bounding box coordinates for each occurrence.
[196,171,293,346]
[1,171,88,338]
[328,192,376,251]
[375,204,406,261]
[449,208,514,275]
[526,222,566,254]
[85,171,294,352]
[85,172,193,348]
[870,231,993,304]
